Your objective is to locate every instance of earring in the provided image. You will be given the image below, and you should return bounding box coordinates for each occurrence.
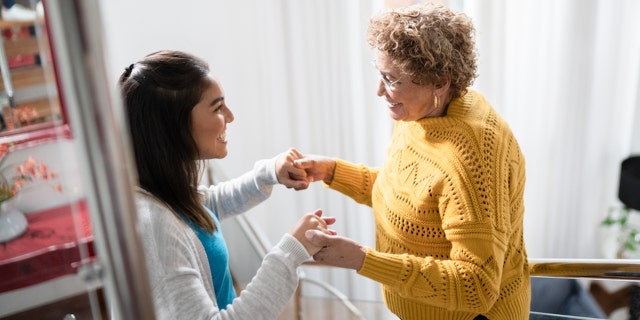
[434,95,439,110]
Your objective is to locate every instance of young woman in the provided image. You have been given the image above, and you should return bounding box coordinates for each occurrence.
[119,50,335,319]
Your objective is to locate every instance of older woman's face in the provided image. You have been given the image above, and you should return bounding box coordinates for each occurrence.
[374,52,437,121]
[191,76,234,159]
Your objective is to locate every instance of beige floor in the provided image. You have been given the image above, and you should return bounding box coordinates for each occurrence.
[278,296,400,320]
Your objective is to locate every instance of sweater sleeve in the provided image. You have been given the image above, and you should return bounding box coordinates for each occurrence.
[357,224,504,314]
[324,158,379,207]
[200,156,279,219]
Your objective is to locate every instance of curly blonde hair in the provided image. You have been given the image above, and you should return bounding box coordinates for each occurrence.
[368,2,478,99]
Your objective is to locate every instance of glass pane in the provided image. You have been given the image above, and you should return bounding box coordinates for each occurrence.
[0,1,105,318]
[530,313,604,320]
[0,4,63,135]
[531,277,640,320]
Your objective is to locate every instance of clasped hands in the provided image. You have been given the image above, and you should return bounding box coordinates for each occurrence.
[275,148,366,271]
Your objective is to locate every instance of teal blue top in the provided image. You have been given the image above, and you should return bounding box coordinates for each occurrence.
[183,207,236,309]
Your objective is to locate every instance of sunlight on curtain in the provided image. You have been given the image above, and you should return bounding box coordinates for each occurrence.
[214,0,640,302]
[463,0,640,259]
[212,0,391,302]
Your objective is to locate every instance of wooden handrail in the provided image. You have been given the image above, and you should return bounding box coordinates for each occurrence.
[529,258,640,281]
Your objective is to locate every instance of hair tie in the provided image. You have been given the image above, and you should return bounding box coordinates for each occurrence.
[123,63,135,78]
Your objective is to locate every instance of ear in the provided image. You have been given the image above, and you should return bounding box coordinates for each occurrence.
[434,74,451,96]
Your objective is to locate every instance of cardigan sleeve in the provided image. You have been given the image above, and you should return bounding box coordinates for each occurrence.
[137,193,312,320]
[200,156,279,220]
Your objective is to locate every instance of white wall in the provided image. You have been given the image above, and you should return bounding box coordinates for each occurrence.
[99,0,285,175]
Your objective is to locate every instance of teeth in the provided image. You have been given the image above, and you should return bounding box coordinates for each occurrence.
[385,99,400,106]
[218,132,227,141]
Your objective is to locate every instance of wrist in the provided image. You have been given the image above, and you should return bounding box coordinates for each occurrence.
[355,246,366,271]
[323,161,336,184]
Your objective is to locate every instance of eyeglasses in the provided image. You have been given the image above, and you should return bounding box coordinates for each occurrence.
[379,74,402,91]
[372,60,402,91]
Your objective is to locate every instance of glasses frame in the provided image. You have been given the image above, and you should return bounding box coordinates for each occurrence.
[380,74,402,91]
[372,60,403,92]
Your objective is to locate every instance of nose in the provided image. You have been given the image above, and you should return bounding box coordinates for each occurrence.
[225,106,234,123]
[376,79,386,97]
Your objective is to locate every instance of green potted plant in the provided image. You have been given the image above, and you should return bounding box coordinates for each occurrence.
[602,155,640,259]
[602,206,640,258]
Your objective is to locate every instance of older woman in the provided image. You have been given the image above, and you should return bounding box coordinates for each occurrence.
[295,3,530,319]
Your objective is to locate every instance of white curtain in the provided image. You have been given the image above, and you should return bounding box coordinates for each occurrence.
[462,0,640,259]
[209,0,393,302]
[100,0,640,303]
[213,0,640,301]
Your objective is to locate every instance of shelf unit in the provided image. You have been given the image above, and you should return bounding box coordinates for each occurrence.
[0,17,61,132]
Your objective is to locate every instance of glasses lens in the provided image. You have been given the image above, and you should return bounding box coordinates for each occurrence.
[372,61,400,91]
[381,75,398,91]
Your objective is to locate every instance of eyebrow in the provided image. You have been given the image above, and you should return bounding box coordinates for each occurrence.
[210,96,224,106]
[372,61,398,78]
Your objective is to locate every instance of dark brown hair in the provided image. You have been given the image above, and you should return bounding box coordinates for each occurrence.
[119,50,215,232]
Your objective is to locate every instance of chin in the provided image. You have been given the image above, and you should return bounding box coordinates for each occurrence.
[207,149,228,159]
[216,150,228,159]
[389,111,404,121]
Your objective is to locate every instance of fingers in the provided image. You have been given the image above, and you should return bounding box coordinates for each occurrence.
[292,158,313,169]
[305,229,330,246]
[322,216,336,226]
[286,163,307,179]
[310,210,337,228]
[287,179,310,190]
[276,148,312,188]
[289,209,339,255]
[289,147,304,159]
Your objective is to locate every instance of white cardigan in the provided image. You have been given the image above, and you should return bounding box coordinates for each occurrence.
[135,157,311,320]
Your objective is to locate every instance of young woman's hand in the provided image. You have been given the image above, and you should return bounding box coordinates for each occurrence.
[288,209,336,255]
[274,147,310,190]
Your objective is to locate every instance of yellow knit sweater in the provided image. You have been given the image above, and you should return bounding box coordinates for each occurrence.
[328,90,530,319]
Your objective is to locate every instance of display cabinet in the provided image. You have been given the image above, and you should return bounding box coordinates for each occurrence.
[1,1,155,318]
[0,16,62,134]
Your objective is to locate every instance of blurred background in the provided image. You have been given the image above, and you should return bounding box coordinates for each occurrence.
[1,0,637,319]
[98,0,640,303]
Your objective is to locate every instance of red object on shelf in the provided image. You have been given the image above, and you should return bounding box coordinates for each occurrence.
[1,26,32,40]
[0,199,94,293]
[7,53,38,69]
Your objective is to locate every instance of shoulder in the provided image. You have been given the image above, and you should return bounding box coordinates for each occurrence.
[446,89,513,139]
[446,89,490,120]
[134,191,199,255]
[135,191,183,230]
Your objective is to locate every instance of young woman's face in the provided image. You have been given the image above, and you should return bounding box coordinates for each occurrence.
[374,51,438,121]
[191,76,234,159]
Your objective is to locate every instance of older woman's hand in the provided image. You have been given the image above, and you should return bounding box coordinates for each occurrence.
[293,155,337,185]
[304,229,366,270]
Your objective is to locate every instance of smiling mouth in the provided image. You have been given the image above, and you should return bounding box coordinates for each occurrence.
[387,101,401,107]
[217,132,227,143]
